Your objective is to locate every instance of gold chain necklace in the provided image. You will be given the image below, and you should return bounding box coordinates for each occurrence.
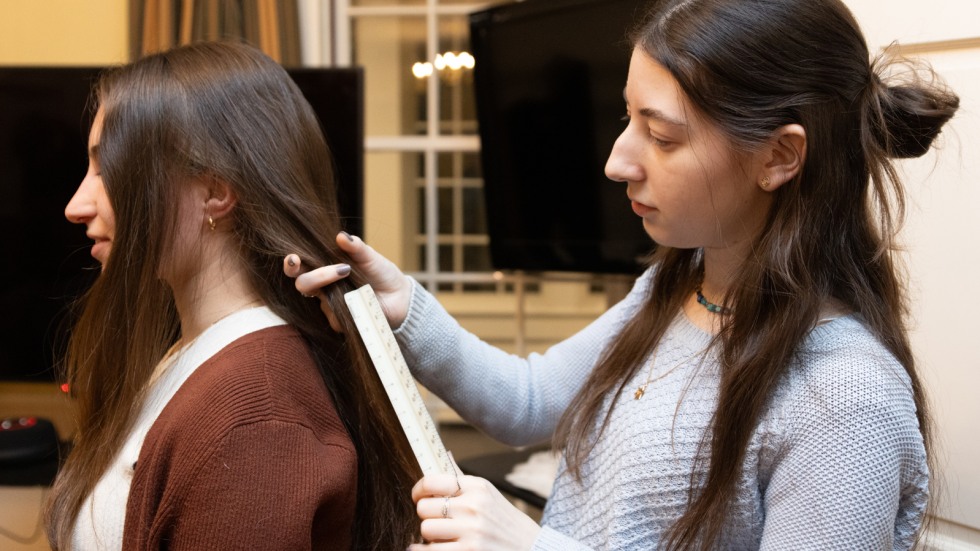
[633,347,705,400]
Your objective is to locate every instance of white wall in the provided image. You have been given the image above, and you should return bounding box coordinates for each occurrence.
[844,0,980,546]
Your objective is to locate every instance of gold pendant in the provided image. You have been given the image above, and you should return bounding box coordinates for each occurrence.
[634,385,646,400]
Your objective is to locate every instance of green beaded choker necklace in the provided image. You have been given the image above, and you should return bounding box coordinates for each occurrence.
[695,286,731,315]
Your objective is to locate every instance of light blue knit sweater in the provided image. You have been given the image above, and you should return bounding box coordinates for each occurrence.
[394,267,928,550]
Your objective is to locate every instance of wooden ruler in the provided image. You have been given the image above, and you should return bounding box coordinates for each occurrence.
[344,284,454,476]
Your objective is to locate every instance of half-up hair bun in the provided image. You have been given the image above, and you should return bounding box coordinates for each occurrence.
[866,59,960,159]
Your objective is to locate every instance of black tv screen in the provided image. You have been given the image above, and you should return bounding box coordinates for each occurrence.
[0,65,363,382]
[470,0,653,274]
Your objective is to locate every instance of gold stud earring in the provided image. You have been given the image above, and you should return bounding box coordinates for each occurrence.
[760,176,772,190]
[208,215,216,231]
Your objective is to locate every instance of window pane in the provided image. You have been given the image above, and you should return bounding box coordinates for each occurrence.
[463,244,493,272]
[461,151,481,178]
[416,188,425,234]
[439,245,454,271]
[437,153,453,178]
[436,16,477,135]
[352,16,427,136]
[437,245,454,291]
[416,245,426,273]
[364,151,420,270]
[462,187,486,235]
[416,244,457,280]
[438,187,454,234]
[415,187,453,234]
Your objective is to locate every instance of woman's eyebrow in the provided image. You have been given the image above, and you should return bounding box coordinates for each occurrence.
[638,107,687,128]
[623,89,686,127]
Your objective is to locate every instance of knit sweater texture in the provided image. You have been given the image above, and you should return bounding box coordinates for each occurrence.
[73,307,357,550]
[394,268,928,550]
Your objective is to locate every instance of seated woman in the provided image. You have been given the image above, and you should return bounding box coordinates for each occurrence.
[47,41,420,550]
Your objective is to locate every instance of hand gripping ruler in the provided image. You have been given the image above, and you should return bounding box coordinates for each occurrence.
[344,284,454,476]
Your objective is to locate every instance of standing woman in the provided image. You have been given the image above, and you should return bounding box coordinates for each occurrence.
[48,41,420,550]
[289,0,959,548]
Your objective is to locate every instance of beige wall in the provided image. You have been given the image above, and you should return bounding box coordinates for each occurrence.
[0,0,129,65]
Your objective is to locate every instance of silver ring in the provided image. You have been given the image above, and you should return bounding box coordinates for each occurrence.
[449,451,462,496]
[441,496,450,519]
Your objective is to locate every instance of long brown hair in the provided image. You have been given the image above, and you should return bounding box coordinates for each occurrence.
[554,0,959,548]
[46,41,421,549]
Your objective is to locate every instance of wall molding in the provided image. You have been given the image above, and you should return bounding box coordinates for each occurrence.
[887,36,980,55]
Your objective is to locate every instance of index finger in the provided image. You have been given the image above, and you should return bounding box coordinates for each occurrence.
[412,474,466,503]
[294,263,352,297]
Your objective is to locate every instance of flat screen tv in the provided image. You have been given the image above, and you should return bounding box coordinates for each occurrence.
[469,0,653,274]
[0,65,363,383]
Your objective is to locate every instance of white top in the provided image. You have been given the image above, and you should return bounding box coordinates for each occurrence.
[71,307,286,551]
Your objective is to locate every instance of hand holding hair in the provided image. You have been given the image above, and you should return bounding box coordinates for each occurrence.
[410,456,541,550]
[282,231,414,331]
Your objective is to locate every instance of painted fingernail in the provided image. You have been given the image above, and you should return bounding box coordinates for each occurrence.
[340,231,355,242]
[337,264,351,277]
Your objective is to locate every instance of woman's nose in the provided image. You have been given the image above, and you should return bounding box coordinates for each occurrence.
[604,131,644,183]
[65,176,97,224]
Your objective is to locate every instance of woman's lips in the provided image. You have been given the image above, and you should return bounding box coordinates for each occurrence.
[90,239,110,262]
[631,200,655,217]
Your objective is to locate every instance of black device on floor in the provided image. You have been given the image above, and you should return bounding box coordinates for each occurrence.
[0,416,62,486]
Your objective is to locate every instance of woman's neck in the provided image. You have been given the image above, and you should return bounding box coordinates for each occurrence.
[170,249,263,344]
[683,246,743,333]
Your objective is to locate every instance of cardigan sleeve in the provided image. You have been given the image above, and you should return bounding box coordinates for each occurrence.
[124,419,357,550]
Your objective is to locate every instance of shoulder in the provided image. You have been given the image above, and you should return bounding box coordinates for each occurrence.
[757,316,929,544]
[793,316,914,401]
[634,264,658,293]
[144,324,352,461]
[773,315,922,442]
[127,325,357,548]
[189,324,329,411]
[205,323,314,377]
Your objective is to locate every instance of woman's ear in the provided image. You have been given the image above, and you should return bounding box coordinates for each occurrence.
[759,124,806,192]
[202,175,237,219]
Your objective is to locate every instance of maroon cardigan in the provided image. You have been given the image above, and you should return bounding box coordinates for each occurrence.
[123,325,356,550]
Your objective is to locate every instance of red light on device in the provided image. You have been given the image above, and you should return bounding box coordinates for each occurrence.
[61,383,70,394]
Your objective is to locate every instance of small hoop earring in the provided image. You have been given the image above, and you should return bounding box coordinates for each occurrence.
[208,215,216,231]
[760,176,772,190]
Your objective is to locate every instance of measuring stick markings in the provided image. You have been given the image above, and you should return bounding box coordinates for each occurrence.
[344,285,453,476]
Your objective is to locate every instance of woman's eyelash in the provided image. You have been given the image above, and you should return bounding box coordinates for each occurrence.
[620,112,671,147]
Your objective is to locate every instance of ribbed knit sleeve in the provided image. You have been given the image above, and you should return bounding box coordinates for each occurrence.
[392,269,653,447]
[123,326,357,550]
